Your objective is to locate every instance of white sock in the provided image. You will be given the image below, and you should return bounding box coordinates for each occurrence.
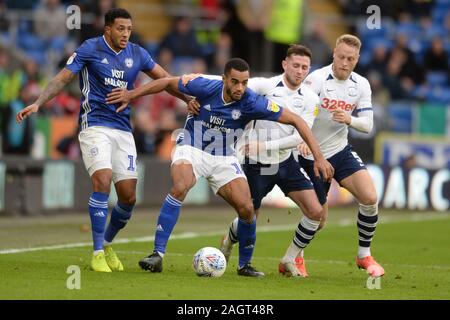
[282,242,301,262]
[103,240,112,247]
[93,249,104,256]
[358,246,371,259]
[298,249,304,258]
[157,251,165,258]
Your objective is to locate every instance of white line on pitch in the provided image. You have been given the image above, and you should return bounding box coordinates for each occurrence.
[0,213,448,255]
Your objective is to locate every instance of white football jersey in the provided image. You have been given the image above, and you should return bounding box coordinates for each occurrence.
[303,64,373,159]
[235,74,320,164]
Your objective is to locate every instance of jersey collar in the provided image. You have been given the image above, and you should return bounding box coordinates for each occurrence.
[281,73,302,95]
[102,35,123,55]
[221,84,235,106]
[329,64,356,83]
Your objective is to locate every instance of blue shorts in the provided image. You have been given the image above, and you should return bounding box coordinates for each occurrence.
[298,144,366,205]
[242,154,314,210]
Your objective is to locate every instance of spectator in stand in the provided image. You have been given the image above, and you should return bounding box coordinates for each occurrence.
[34,0,68,41]
[234,0,272,72]
[80,0,117,42]
[388,33,425,86]
[302,21,332,68]
[158,16,205,73]
[0,0,9,33]
[384,48,411,99]
[0,50,22,106]
[1,82,40,155]
[423,37,449,73]
[210,32,231,75]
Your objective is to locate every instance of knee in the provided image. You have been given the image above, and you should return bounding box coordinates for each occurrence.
[237,202,254,223]
[119,194,136,207]
[305,204,323,222]
[92,174,112,193]
[359,193,378,207]
[171,181,192,201]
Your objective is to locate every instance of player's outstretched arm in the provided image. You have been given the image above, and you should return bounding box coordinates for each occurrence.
[145,65,193,104]
[16,68,75,123]
[277,108,334,181]
[106,77,180,113]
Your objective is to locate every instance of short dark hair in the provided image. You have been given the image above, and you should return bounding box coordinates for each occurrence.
[105,8,132,27]
[224,58,250,75]
[286,44,312,60]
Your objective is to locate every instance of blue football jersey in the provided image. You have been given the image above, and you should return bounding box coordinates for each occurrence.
[177,77,283,156]
[65,36,155,132]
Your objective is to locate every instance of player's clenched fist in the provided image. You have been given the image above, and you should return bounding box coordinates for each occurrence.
[330,109,351,125]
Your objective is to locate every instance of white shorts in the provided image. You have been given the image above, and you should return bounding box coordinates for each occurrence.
[171,145,246,194]
[79,126,138,183]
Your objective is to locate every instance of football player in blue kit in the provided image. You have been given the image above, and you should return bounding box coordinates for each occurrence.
[106,58,334,277]
[16,8,195,272]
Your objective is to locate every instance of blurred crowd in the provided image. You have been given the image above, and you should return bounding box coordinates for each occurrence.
[0,0,449,161]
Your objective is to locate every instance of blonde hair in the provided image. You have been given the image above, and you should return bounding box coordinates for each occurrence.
[336,34,361,50]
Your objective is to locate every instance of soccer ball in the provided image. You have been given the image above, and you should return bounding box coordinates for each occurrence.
[192,247,227,277]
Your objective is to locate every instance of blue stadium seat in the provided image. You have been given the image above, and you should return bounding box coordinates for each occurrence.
[426,86,450,104]
[26,51,46,65]
[396,23,420,38]
[357,18,394,44]
[145,41,159,58]
[17,32,46,52]
[426,72,448,87]
[432,7,450,25]
[386,102,413,133]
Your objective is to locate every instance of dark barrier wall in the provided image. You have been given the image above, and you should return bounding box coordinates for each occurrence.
[0,157,449,216]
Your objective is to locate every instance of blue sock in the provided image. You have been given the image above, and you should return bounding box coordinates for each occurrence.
[104,202,133,243]
[237,217,256,268]
[154,194,182,254]
[88,192,109,251]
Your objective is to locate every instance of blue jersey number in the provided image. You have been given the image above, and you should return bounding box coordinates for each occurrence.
[231,163,242,174]
[127,155,135,171]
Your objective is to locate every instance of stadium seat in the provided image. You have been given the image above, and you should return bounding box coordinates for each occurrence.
[145,41,159,58]
[17,32,46,52]
[386,102,414,133]
[26,51,46,65]
[426,72,448,87]
[426,86,450,104]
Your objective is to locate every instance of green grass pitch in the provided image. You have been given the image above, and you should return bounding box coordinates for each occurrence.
[0,207,449,300]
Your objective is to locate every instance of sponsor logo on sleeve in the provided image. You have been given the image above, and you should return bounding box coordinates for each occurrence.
[267,101,280,113]
[66,53,77,65]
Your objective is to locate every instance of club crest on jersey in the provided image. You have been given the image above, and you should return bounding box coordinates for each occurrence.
[293,96,303,108]
[125,58,133,68]
[66,52,76,65]
[267,101,280,113]
[231,109,241,120]
[90,147,98,157]
[348,87,357,97]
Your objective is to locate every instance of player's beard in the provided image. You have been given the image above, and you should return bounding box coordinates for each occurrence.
[286,73,302,88]
[226,87,242,101]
